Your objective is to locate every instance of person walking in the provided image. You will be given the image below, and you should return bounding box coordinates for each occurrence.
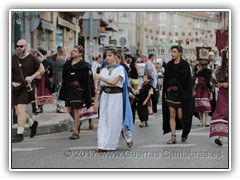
[93,44,134,152]
[135,74,153,127]
[210,48,229,146]
[59,46,92,140]
[144,53,158,113]
[12,39,45,143]
[192,60,213,127]
[207,51,217,116]
[162,45,193,144]
[34,49,54,113]
[55,47,67,113]
[129,56,140,91]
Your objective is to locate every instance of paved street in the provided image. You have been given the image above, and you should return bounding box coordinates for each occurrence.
[11,104,229,169]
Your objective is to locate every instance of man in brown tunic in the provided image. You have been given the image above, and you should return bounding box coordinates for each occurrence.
[12,39,45,143]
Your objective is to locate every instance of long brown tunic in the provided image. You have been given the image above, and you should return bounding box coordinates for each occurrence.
[12,53,41,105]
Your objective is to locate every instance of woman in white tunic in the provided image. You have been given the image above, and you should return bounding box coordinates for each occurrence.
[94,44,134,152]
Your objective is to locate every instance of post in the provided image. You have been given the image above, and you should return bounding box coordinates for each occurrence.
[122,46,124,62]
[89,12,93,64]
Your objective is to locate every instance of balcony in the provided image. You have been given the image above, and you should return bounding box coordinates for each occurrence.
[65,11,85,17]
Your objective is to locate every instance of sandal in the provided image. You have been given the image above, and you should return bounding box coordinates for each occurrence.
[167,134,177,144]
[127,140,133,148]
[214,138,223,145]
[69,133,79,140]
[95,149,109,153]
[70,121,82,133]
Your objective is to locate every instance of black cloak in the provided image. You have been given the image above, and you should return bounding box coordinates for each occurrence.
[59,59,92,109]
[162,59,193,138]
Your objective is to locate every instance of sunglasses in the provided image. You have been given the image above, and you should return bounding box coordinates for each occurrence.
[16,45,26,48]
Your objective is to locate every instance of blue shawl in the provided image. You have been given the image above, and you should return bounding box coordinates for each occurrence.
[104,64,134,132]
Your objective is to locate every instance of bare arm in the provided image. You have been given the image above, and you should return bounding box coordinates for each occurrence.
[143,94,151,106]
[93,84,102,112]
[135,63,141,76]
[94,74,122,87]
[25,63,45,84]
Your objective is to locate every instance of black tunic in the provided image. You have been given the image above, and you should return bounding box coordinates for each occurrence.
[162,59,193,138]
[136,83,152,122]
[59,59,92,109]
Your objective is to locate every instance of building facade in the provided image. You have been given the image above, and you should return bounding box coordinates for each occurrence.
[12,11,82,56]
[137,11,221,61]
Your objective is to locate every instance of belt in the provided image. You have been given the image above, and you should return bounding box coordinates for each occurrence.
[167,86,178,92]
[68,81,80,87]
[68,81,83,91]
[103,86,123,94]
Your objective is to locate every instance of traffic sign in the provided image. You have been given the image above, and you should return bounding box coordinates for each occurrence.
[120,37,127,46]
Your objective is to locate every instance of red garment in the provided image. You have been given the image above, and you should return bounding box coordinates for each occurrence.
[194,76,211,112]
[36,76,54,105]
[210,87,228,137]
[51,53,57,61]
[215,30,228,52]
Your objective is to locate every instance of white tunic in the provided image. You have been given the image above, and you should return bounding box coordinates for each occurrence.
[97,66,125,150]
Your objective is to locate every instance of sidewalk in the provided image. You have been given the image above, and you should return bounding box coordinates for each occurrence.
[11,103,92,137]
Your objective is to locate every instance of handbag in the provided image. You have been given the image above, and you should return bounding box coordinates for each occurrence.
[44,64,55,93]
[45,73,55,93]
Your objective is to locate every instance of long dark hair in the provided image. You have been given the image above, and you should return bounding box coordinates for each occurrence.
[130,56,137,68]
[219,48,228,81]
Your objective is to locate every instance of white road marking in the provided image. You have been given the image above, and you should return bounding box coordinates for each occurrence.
[65,145,123,150]
[138,144,196,148]
[12,147,45,152]
[191,127,210,132]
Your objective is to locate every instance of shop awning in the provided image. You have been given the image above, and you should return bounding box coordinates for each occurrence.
[57,17,79,31]
[40,19,54,31]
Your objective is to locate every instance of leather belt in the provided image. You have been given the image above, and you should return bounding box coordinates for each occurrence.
[167,86,178,92]
[103,86,123,94]
[68,81,80,87]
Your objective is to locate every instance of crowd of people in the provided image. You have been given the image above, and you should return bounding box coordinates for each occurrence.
[11,39,229,150]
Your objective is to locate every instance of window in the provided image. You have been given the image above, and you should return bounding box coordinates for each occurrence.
[173,36,178,44]
[173,26,178,34]
[159,36,166,43]
[149,13,153,21]
[56,27,63,48]
[159,12,167,20]
[159,24,166,32]
[173,14,179,25]
[37,29,51,51]
[148,48,155,53]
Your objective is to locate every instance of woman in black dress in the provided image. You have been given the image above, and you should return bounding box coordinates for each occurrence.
[59,46,92,140]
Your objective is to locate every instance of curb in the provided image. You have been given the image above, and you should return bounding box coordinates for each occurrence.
[11,116,73,138]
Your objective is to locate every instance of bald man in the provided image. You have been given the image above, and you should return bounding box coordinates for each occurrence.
[12,39,45,143]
